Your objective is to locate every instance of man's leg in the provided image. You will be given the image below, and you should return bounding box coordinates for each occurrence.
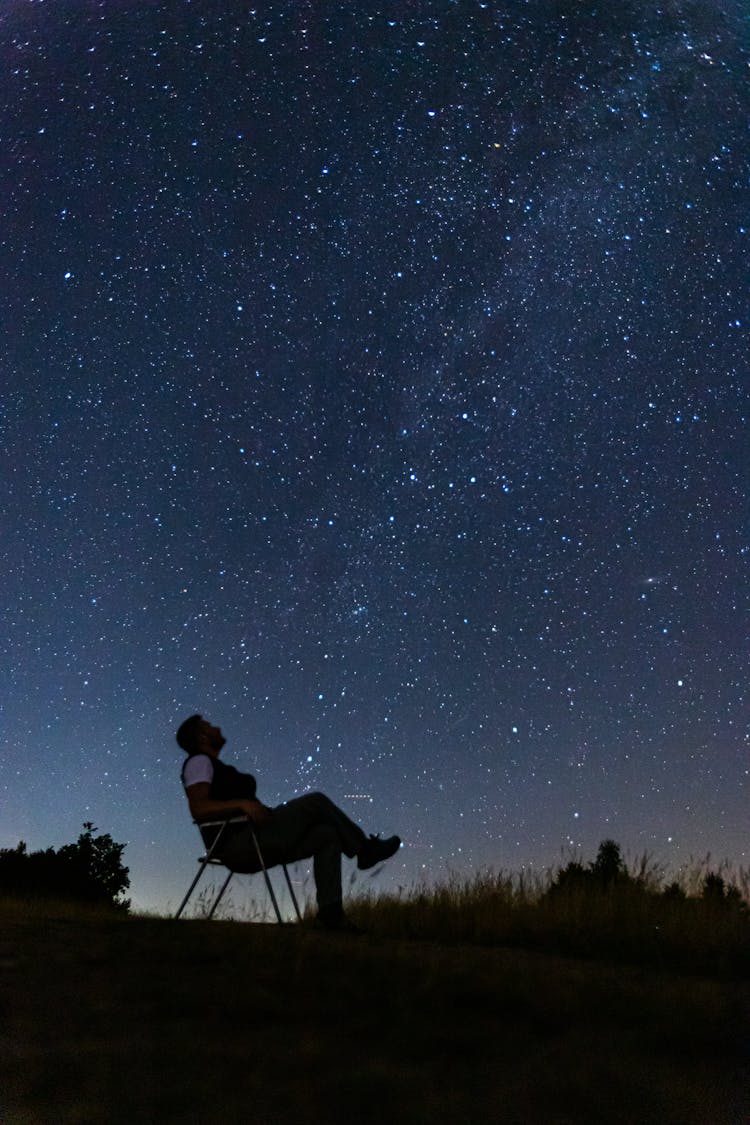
[217,796,355,903]
[216,791,399,922]
[253,793,367,904]
[267,792,369,859]
[276,822,343,910]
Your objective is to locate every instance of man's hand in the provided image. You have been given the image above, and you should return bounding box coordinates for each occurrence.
[242,799,273,825]
[185,782,274,825]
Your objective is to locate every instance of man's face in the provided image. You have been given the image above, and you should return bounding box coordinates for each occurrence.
[198,719,226,755]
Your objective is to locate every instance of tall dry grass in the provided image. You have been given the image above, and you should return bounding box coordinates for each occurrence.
[166,845,750,976]
[346,856,750,976]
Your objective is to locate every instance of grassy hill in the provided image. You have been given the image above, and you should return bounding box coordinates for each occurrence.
[1,897,748,1125]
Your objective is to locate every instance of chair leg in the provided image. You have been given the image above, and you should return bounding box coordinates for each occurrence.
[175,822,231,920]
[175,860,210,920]
[282,864,303,921]
[250,828,284,924]
[207,870,234,920]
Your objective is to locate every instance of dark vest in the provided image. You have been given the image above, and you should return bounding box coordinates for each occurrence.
[182,753,257,847]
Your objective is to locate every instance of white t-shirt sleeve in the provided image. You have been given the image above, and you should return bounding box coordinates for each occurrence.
[182,754,214,788]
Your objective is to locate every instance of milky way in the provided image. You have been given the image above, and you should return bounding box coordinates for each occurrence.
[1,1,747,910]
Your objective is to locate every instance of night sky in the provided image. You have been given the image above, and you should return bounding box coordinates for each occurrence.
[2,1,747,913]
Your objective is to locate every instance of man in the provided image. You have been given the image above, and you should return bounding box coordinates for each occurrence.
[176,714,401,931]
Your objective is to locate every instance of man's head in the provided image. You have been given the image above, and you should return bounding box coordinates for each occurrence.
[175,714,226,756]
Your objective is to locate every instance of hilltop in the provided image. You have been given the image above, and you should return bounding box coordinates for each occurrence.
[1,900,747,1124]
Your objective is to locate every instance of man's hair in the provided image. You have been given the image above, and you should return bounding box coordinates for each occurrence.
[176,714,204,753]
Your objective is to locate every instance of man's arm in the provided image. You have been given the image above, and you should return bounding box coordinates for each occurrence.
[185,783,272,824]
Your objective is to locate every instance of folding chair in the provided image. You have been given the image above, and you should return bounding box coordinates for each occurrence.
[175,816,302,924]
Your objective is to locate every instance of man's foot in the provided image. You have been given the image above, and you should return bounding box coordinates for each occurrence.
[315,904,364,934]
[357,834,401,870]
[315,914,364,935]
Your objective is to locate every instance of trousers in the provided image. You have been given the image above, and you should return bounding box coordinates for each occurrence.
[216,791,367,908]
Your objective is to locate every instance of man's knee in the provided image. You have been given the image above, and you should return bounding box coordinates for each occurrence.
[306,790,336,809]
[297,790,332,815]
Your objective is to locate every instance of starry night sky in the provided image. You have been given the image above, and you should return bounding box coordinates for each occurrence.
[2,0,747,912]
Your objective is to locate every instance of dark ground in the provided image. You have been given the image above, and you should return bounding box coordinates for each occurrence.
[1,903,748,1124]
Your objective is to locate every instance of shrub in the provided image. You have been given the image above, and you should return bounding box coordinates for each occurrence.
[0,822,130,911]
[544,839,632,899]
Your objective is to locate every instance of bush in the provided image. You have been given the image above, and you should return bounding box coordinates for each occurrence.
[0,823,130,911]
[544,839,632,898]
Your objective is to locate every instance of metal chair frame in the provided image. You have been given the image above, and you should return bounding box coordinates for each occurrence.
[175,816,302,924]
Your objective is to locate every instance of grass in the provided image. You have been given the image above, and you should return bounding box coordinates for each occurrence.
[344,862,750,977]
[2,869,749,1125]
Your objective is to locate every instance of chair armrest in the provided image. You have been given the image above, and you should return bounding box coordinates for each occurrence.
[193,816,249,827]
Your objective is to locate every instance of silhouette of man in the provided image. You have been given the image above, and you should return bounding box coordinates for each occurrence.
[176,714,401,930]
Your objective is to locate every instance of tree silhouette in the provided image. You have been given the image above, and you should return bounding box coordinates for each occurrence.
[0,823,130,911]
[590,840,627,887]
[702,872,746,913]
[546,839,631,898]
